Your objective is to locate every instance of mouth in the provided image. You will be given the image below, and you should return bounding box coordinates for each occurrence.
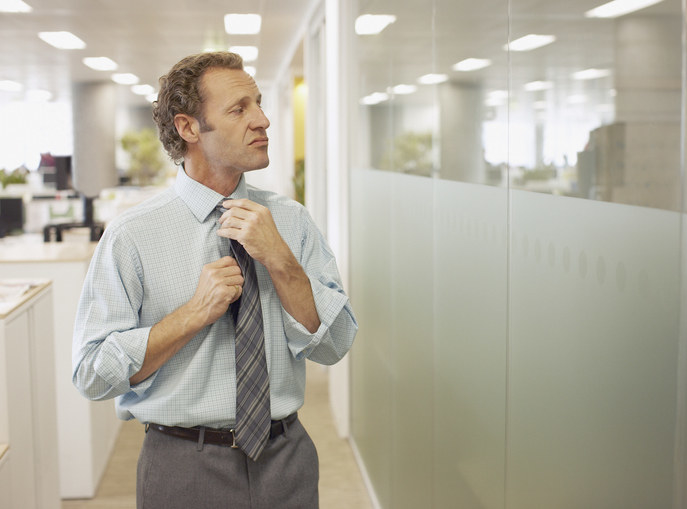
[249,137,269,147]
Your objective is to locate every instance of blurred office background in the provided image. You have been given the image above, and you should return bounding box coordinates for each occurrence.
[0,0,686,508]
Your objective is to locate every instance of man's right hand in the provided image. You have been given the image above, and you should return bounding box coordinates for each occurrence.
[189,256,244,328]
[129,257,244,385]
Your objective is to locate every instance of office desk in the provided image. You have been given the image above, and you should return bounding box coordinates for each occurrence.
[0,236,121,499]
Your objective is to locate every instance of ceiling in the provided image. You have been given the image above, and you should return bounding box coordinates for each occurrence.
[0,0,312,107]
[0,0,682,111]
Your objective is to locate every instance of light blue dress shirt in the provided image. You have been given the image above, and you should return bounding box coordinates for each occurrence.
[72,168,357,428]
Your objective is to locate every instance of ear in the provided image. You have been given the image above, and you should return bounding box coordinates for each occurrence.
[174,114,200,144]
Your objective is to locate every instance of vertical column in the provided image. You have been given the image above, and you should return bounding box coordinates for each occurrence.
[614,15,682,122]
[71,81,118,199]
[439,82,486,183]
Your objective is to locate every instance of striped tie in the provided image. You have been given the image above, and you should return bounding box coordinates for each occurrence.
[217,203,271,461]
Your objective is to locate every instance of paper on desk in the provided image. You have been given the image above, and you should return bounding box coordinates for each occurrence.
[0,281,32,303]
[0,279,42,315]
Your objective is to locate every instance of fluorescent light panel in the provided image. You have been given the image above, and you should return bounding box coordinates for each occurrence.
[0,0,32,12]
[453,58,492,72]
[38,31,86,49]
[524,80,553,91]
[229,45,259,62]
[355,14,396,35]
[572,68,611,80]
[390,84,417,95]
[132,84,155,96]
[505,34,556,52]
[224,13,262,34]
[112,73,139,85]
[418,73,448,85]
[360,92,389,105]
[83,57,118,71]
[585,0,664,18]
[0,80,22,92]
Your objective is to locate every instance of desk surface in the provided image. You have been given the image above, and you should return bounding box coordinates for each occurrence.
[0,234,97,263]
[0,280,51,319]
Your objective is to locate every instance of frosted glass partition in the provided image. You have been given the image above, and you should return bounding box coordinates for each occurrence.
[507,191,681,507]
[350,168,395,505]
[433,179,508,508]
[347,0,686,507]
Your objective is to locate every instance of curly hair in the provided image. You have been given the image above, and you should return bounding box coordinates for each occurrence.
[152,52,244,164]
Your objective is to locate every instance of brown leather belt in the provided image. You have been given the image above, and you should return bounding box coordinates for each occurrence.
[148,413,298,448]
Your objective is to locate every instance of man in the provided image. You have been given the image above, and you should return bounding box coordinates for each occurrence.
[72,51,357,508]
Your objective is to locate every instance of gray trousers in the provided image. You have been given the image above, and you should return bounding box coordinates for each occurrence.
[136,417,319,509]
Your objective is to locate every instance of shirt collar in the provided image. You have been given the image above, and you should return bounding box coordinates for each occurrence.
[174,167,249,222]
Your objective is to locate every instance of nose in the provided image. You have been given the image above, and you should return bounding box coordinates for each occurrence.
[251,106,270,130]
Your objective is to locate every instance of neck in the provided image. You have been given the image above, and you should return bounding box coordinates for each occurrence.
[183,157,242,197]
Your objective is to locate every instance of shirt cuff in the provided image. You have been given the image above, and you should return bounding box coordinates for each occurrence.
[283,279,349,360]
[93,326,156,397]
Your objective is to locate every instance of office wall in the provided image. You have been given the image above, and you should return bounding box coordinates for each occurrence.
[347,0,686,508]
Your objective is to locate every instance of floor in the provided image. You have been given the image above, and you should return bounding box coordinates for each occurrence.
[62,362,372,509]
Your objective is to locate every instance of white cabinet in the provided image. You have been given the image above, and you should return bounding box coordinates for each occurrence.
[0,239,121,499]
[0,281,60,509]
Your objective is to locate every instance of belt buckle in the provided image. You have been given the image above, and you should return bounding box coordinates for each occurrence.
[229,429,239,449]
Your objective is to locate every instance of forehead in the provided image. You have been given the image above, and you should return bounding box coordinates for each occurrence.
[200,68,260,104]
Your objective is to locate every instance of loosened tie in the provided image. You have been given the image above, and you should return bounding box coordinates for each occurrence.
[217,203,271,461]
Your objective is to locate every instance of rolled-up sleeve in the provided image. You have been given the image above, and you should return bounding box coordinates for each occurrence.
[72,228,156,400]
[283,208,358,364]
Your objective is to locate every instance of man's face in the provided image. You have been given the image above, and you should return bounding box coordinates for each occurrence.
[196,67,270,176]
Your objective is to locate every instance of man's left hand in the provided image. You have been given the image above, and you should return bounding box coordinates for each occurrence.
[217,198,289,269]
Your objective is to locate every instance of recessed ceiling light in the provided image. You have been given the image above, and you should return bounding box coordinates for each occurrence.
[224,13,262,34]
[452,58,492,72]
[360,92,389,105]
[417,73,448,85]
[131,84,155,96]
[390,84,417,95]
[229,46,259,63]
[585,0,664,18]
[355,14,396,35]
[244,66,257,77]
[112,73,139,85]
[505,34,556,52]
[83,57,118,71]
[524,80,553,91]
[38,31,86,50]
[0,80,22,92]
[572,68,611,80]
[0,0,32,12]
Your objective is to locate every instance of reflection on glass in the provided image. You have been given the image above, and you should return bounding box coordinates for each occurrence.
[354,0,682,211]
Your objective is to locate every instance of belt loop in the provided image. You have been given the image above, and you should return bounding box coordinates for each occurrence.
[282,417,289,438]
[145,423,150,433]
[197,427,205,452]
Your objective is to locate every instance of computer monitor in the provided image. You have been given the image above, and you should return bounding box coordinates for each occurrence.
[0,197,24,237]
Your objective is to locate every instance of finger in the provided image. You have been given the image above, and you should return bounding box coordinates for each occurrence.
[214,255,239,267]
[221,198,256,211]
